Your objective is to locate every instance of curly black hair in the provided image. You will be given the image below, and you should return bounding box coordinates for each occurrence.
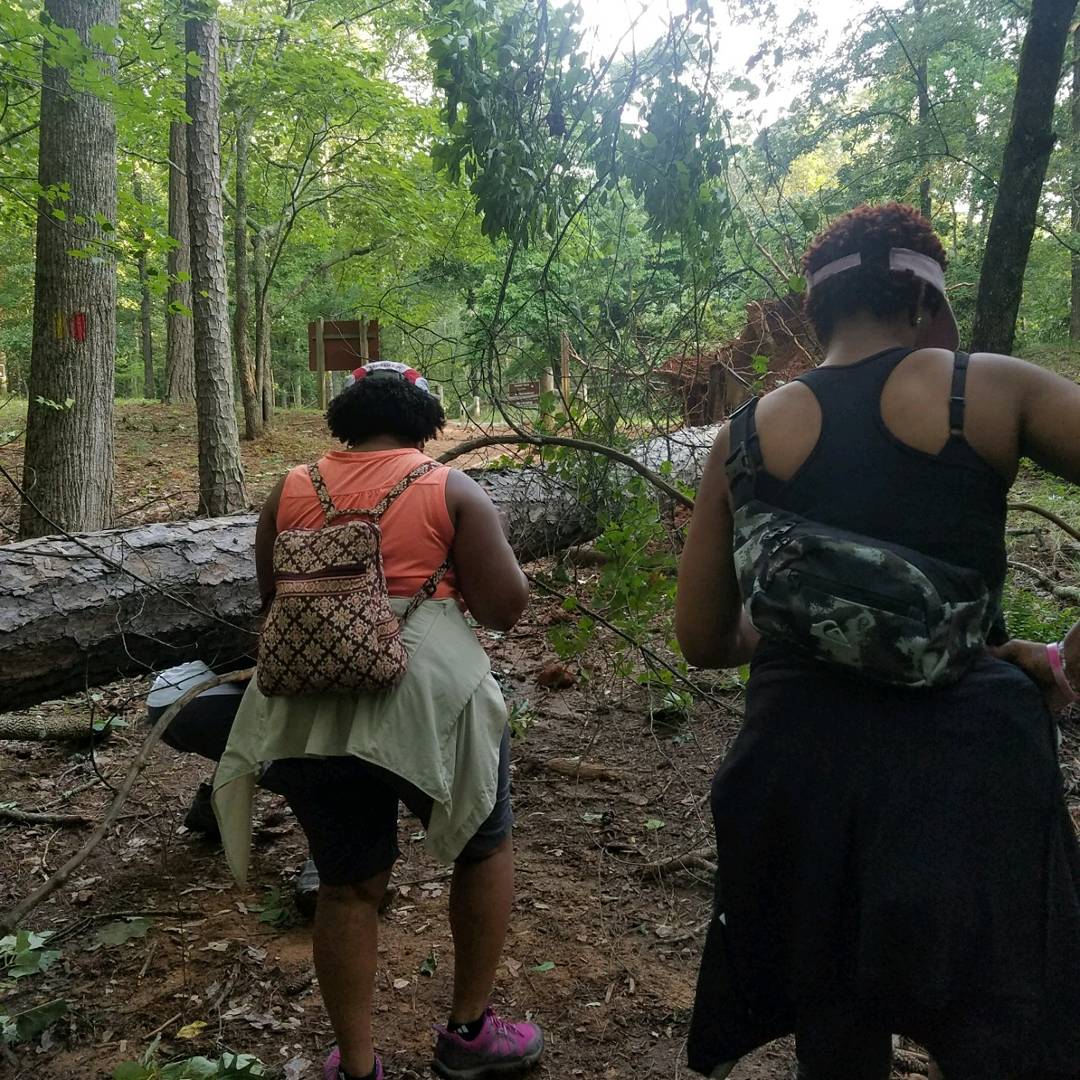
[326,373,446,446]
[803,202,947,345]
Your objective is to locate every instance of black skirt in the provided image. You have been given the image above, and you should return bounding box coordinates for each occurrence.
[687,648,1080,1080]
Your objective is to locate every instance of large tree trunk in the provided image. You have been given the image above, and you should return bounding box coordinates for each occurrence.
[185,6,247,514]
[253,229,274,426]
[0,425,719,709]
[19,0,118,539]
[970,0,1078,355]
[233,112,261,440]
[165,120,196,403]
[133,173,155,399]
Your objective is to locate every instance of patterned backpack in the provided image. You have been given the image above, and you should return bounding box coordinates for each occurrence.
[257,461,449,696]
[725,390,998,688]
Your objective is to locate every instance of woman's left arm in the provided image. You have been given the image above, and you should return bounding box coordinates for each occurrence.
[675,426,760,669]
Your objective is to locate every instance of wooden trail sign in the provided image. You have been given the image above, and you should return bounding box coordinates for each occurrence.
[308,319,380,372]
[507,380,541,405]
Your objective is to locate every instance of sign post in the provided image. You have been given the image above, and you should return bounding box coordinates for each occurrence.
[315,316,327,410]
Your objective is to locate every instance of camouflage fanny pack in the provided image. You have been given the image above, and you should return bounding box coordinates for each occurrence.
[726,398,996,688]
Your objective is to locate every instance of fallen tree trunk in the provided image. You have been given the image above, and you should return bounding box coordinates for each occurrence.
[0,710,98,742]
[0,426,721,711]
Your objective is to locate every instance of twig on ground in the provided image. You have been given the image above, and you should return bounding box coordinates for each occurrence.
[647,918,711,945]
[641,847,718,877]
[1009,502,1080,545]
[0,668,255,935]
[1008,560,1080,604]
[526,756,629,782]
[0,806,90,827]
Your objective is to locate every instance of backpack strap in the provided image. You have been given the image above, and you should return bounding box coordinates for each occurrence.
[313,460,443,525]
[364,461,444,521]
[724,396,763,508]
[307,463,337,524]
[400,558,452,623]
[949,351,970,437]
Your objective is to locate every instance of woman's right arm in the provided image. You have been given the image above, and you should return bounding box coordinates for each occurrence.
[255,477,286,612]
[446,470,529,632]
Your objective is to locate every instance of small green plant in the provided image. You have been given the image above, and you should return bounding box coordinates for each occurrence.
[1001,582,1078,643]
[507,699,536,740]
[0,930,62,980]
[1,999,68,1046]
[549,474,687,686]
[112,1038,265,1079]
[247,888,294,929]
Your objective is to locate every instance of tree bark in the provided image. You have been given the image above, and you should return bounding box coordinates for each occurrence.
[185,5,247,514]
[1071,25,1080,340]
[19,0,118,539]
[915,0,932,220]
[133,174,155,399]
[253,229,274,426]
[0,424,720,709]
[970,0,1078,355]
[165,120,195,403]
[233,111,260,440]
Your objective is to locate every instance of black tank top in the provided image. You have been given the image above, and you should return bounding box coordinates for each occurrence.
[752,348,1009,603]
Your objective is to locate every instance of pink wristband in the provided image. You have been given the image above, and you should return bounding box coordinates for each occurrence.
[1047,642,1079,703]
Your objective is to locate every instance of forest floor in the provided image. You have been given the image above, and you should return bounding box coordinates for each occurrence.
[1,404,1079,1080]
[0,399,512,535]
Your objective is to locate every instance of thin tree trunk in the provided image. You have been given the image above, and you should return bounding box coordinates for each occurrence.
[252,229,274,426]
[1071,25,1080,340]
[19,0,118,539]
[916,0,932,220]
[971,0,1079,354]
[233,111,260,440]
[185,5,247,515]
[165,119,195,403]
[133,173,154,399]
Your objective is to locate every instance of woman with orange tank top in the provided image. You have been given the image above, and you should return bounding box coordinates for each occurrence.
[212,362,544,1080]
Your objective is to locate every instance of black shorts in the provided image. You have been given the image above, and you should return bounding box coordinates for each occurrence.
[262,726,513,886]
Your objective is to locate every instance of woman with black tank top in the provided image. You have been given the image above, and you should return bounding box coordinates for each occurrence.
[676,204,1080,1080]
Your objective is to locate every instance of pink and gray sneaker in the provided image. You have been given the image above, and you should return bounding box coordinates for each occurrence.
[433,1008,544,1079]
[323,1047,384,1080]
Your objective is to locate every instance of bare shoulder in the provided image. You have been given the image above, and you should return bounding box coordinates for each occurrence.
[969,350,1050,385]
[444,466,489,516]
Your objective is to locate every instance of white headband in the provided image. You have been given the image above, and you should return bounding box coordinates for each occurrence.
[807,247,946,295]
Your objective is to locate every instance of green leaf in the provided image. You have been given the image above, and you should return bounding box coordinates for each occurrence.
[644,818,665,830]
[112,1063,152,1080]
[92,918,152,950]
[1,999,68,1045]
[530,960,555,972]
[419,949,438,977]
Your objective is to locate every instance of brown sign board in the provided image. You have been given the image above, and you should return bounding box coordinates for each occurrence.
[507,379,541,405]
[308,319,380,371]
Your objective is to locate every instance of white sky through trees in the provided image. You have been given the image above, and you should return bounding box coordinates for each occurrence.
[577,0,875,124]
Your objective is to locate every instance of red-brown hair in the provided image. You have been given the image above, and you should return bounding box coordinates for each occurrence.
[803,202,947,344]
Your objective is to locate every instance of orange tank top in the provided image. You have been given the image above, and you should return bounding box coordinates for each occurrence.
[276,448,457,600]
